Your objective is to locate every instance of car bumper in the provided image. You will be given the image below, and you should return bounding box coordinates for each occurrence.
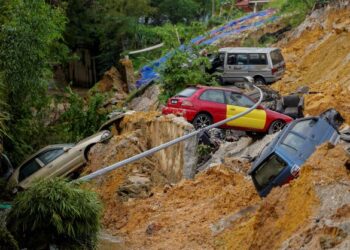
[162,107,197,122]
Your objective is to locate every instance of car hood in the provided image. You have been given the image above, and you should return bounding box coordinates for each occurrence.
[76,130,112,148]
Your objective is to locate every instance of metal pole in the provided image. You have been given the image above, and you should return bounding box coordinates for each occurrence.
[78,84,263,182]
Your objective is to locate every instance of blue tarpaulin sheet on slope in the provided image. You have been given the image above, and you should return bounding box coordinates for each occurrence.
[135,9,278,88]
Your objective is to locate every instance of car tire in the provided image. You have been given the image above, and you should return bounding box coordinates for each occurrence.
[192,113,213,129]
[268,120,286,134]
[254,76,266,85]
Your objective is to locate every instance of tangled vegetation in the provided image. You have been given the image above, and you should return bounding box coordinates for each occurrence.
[159,46,218,102]
[7,178,102,249]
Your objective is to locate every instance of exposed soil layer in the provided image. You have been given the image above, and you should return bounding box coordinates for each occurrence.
[272,7,350,123]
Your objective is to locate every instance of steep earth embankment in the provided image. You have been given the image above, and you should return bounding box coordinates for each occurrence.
[273,5,350,123]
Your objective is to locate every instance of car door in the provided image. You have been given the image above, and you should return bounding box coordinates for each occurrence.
[224,53,249,82]
[198,89,226,123]
[225,91,267,130]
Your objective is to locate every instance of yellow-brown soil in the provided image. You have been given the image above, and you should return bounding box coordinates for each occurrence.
[273,8,350,123]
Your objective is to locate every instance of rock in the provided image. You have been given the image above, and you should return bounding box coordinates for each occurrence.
[198,133,278,172]
[128,175,151,185]
[117,182,151,200]
[146,223,162,236]
[128,84,160,111]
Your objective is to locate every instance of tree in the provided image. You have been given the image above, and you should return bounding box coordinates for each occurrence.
[0,0,67,164]
[158,0,200,24]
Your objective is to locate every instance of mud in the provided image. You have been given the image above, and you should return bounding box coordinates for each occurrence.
[98,164,259,249]
[272,7,350,123]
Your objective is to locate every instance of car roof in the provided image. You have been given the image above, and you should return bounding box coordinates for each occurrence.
[36,144,74,153]
[16,144,74,169]
[218,47,279,54]
[194,85,242,93]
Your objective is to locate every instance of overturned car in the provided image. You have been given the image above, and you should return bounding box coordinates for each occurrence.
[249,109,344,197]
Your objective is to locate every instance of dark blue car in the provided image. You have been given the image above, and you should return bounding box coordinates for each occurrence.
[249,114,342,197]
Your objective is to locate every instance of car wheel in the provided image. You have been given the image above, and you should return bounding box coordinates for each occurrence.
[193,113,213,129]
[254,76,266,85]
[268,120,285,134]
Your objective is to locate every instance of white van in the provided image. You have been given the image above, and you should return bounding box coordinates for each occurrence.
[210,47,286,84]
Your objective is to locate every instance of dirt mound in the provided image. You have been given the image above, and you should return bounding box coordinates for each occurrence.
[94,67,127,94]
[217,144,350,249]
[272,6,350,123]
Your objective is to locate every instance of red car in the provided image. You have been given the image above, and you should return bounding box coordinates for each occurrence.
[162,86,293,134]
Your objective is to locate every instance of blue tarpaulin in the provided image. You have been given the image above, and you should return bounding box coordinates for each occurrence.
[136,9,278,88]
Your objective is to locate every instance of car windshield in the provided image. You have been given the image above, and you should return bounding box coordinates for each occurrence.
[253,153,287,190]
[270,50,284,65]
[175,87,198,97]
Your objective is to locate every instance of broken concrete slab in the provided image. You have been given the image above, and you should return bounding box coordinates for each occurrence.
[198,133,278,172]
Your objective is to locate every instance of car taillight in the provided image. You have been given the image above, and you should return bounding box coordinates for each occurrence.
[181,100,193,107]
[271,67,278,74]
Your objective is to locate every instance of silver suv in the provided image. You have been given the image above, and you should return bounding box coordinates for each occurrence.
[210,47,285,84]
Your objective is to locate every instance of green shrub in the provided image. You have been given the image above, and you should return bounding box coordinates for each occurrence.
[267,0,317,27]
[158,46,218,103]
[59,88,107,142]
[7,178,102,249]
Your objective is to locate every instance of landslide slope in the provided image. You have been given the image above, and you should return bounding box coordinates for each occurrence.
[273,5,350,123]
[217,144,350,249]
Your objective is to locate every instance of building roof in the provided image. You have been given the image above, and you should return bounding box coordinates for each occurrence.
[218,47,279,53]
